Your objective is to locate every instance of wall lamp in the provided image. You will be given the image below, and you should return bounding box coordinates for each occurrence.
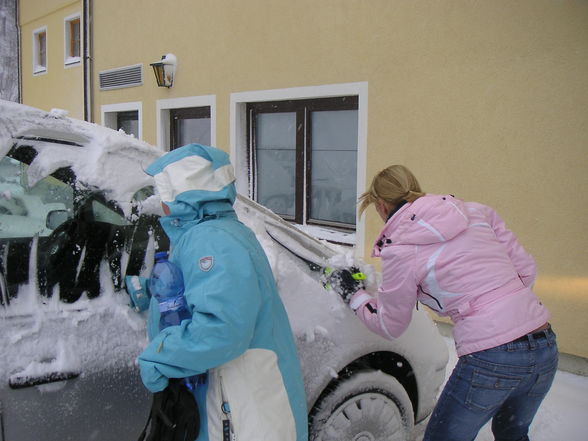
[150,53,177,88]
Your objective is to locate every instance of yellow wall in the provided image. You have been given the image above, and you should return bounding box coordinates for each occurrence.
[21,0,588,358]
[19,0,83,118]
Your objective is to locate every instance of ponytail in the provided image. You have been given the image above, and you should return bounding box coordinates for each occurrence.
[358,165,424,215]
[404,189,425,203]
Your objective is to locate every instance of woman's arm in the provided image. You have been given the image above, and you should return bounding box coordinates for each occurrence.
[350,246,418,340]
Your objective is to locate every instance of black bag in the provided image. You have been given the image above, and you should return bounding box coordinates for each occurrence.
[138,379,200,441]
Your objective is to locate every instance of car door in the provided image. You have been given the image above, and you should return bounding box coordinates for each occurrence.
[0,155,69,302]
[1,310,152,441]
[0,155,158,441]
[0,153,119,303]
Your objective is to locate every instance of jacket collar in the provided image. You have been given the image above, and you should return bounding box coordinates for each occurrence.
[372,201,413,257]
[160,200,236,244]
[386,200,408,222]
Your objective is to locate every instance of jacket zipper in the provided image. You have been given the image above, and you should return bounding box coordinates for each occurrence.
[218,373,236,441]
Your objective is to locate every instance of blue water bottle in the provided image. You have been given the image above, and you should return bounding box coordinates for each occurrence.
[149,251,191,330]
[149,251,203,391]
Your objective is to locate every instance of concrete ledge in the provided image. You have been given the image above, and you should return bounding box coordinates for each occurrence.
[557,352,588,376]
[434,321,587,376]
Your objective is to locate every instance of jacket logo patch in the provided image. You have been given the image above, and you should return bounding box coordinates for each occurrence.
[199,256,214,272]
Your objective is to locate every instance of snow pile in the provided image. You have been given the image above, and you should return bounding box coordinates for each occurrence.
[49,108,69,118]
[0,99,161,210]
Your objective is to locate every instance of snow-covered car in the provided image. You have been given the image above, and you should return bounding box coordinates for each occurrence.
[0,100,448,441]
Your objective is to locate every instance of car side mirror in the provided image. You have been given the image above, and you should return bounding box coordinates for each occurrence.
[46,209,70,230]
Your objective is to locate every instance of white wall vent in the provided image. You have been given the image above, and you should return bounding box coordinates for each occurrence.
[99,64,143,90]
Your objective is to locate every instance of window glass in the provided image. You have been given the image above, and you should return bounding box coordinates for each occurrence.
[132,186,155,203]
[39,33,46,67]
[91,200,128,226]
[176,118,211,146]
[256,112,296,217]
[68,18,80,58]
[170,107,211,149]
[310,110,358,224]
[248,97,358,229]
[0,157,73,239]
[117,111,139,138]
[33,28,47,73]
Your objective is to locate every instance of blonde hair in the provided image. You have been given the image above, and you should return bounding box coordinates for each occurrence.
[358,165,425,215]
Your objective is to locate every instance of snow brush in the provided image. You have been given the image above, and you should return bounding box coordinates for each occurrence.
[265,227,366,296]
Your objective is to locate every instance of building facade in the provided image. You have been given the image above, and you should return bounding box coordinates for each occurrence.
[17,0,588,364]
[0,0,19,102]
[18,0,84,117]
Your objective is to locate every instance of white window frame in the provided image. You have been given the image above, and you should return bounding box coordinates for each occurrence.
[100,102,143,140]
[64,13,82,67]
[155,95,216,152]
[32,26,48,75]
[230,82,368,249]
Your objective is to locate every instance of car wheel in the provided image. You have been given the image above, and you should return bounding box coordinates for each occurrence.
[309,370,414,441]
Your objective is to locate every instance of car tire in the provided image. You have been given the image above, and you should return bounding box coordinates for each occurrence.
[309,370,414,441]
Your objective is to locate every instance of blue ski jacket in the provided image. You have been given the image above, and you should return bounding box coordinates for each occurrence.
[138,144,308,441]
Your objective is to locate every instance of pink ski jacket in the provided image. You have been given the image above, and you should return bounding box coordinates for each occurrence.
[350,194,549,356]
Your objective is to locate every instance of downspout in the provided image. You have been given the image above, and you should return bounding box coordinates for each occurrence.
[16,0,21,103]
[83,0,93,122]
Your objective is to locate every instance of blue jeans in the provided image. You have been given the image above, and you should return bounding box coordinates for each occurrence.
[423,327,558,441]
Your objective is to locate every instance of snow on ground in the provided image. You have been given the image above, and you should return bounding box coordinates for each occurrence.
[413,336,588,441]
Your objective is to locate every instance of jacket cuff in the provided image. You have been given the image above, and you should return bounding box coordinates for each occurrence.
[349,290,373,311]
[139,360,169,393]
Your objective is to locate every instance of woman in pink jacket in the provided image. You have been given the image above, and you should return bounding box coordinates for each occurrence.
[336,165,557,441]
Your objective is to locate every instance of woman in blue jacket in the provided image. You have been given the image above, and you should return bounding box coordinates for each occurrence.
[138,144,307,441]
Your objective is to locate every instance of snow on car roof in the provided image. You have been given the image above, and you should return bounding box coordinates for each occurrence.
[0,99,162,204]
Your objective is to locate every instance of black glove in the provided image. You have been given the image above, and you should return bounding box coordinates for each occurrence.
[323,266,366,304]
[138,378,200,441]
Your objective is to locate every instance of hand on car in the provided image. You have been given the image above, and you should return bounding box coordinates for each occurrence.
[322,267,366,304]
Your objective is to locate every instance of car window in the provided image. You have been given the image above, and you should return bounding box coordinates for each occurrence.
[91,199,128,226]
[0,157,73,239]
[132,186,155,203]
